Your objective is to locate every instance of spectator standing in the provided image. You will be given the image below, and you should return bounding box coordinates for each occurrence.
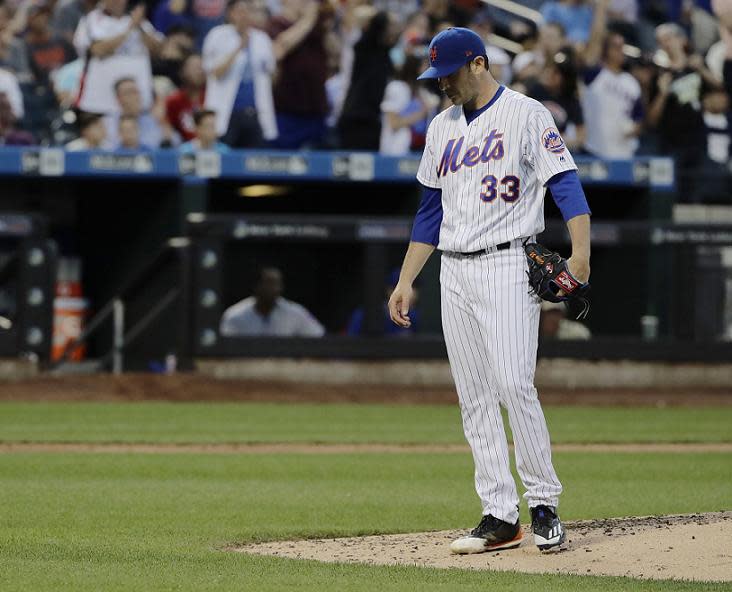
[0,66,23,120]
[20,3,76,81]
[0,92,33,145]
[648,23,721,196]
[51,55,83,107]
[65,110,106,149]
[152,0,193,35]
[103,77,165,148]
[471,11,512,84]
[606,0,640,45]
[697,86,732,200]
[528,52,585,150]
[423,0,472,32]
[707,90,731,151]
[179,108,230,152]
[540,0,594,45]
[18,2,76,141]
[338,10,398,150]
[379,55,434,155]
[268,0,330,149]
[327,2,376,127]
[0,2,31,77]
[73,0,163,115]
[151,24,195,86]
[52,0,97,45]
[202,0,277,147]
[151,0,226,48]
[165,53,205,141]
[581,0,643,158]
[513,22,567,84]
[372,0,419,24]
[712,0,732,92]
[220,267,325,337]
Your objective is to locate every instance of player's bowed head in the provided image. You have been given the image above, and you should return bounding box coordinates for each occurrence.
[417,27,499,112]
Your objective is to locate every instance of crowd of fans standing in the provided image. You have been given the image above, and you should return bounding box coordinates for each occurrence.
[0,0,729,197]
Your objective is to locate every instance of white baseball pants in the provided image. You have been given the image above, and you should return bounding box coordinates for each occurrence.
[440,242,562,524]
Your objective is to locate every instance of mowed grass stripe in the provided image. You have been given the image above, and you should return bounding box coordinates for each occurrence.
[1,442,732,454]
[0,451,729,591]
[1,402,731,444]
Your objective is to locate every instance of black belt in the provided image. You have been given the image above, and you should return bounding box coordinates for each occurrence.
[459,241,511,257]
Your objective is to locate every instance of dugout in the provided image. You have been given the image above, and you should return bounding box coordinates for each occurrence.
[1,147,730,369]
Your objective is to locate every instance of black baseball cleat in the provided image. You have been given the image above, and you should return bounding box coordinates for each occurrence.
[450,514,522,554]
[530,505,566,551]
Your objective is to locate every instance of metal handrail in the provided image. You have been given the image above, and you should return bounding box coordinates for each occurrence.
[99,288,180,373]
[50,238,191,373]
[484,0,542,23]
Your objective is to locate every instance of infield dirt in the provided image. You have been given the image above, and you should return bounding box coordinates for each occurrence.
[1,374,731,406]
[237,511,732,582]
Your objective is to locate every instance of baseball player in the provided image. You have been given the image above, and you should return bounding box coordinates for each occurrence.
[388,27,591,553]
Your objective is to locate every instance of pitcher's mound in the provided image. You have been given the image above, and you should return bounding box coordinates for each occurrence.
[236,511,732,582]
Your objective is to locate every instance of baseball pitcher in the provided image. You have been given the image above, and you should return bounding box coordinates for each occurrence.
[388,27,592,553]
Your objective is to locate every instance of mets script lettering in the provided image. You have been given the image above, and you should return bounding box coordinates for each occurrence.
[437,129,504,178]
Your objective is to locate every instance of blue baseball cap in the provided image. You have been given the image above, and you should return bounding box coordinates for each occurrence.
[417,27,488,80]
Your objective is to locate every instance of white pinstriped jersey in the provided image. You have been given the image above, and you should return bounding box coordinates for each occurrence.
[417,87,577,253]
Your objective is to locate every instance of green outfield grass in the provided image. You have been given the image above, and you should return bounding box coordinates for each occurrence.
[0,402,730,591]
[0,451,730,591]
[0,402,731,444]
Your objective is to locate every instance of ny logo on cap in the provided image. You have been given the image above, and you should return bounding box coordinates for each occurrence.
[430,46,438,63]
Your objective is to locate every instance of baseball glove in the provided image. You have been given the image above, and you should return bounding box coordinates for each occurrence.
[524,242,590,320]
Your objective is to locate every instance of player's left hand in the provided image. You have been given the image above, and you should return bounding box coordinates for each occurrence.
[567,256,590,284]
[388,282,413,328]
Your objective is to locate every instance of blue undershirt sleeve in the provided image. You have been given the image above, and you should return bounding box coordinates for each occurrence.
[410,184,443,247]
[547,170,592,222]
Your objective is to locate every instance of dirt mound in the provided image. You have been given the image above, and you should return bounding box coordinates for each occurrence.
[236,512,732,582]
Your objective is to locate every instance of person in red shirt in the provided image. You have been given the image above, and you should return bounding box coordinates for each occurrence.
[165,52,206,141]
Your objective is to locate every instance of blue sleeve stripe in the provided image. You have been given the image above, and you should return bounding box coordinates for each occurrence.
[411,184,443,246]
[547,170,591,222]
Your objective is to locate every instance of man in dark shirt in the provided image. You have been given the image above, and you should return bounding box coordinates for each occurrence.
[19,2,76,142]
[648,23,722,199]
[24,4,76,79]
[268,0,329,149]
[338,10,398,150]
[527,53,584,150]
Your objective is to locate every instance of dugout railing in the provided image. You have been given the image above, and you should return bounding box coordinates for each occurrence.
[51,238,194,373]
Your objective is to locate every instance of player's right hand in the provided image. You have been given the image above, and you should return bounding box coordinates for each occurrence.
[388,283,413,328]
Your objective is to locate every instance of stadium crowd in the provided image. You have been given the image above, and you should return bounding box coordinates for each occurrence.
[0,0,729,194]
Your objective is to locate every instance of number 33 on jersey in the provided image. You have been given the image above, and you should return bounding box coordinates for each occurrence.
[416,86,578,253]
